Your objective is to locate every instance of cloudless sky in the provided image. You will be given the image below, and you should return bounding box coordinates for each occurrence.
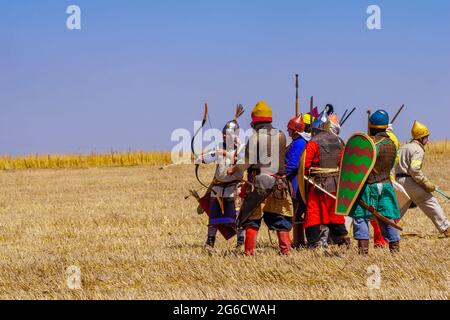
[1,0,449,155]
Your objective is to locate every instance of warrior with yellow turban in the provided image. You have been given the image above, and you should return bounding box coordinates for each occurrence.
[228,101,293,255]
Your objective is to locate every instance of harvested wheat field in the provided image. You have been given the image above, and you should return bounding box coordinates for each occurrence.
[0,152,449,300]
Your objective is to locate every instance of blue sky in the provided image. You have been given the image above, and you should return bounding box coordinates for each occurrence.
[1,0,449,155]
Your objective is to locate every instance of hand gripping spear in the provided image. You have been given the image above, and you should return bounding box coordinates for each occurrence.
[304,176,403,231]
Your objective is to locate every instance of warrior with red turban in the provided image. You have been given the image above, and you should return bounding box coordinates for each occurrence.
[285,114,309,248]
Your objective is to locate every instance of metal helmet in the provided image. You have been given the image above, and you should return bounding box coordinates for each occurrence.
[369,110,390,129]
[328,114,341,135]
[222,120,239,135]
[411,120,430,140]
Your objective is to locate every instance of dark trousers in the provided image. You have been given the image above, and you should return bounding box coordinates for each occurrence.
[242,212,292,231]
[292,197,307,247]
[305,223,348,246]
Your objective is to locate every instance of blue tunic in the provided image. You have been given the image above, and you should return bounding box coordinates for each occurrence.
[285,136,307,194]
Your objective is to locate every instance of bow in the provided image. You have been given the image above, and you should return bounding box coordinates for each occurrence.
[191,103,211,189]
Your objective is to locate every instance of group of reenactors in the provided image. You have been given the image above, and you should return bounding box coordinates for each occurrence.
[193,100,449,255]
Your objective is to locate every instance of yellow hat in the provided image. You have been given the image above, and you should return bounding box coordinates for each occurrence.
[251,100,273,123]
[411,120,430,140]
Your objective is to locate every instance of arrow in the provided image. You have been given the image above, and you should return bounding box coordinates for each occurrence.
[159,160,190,170]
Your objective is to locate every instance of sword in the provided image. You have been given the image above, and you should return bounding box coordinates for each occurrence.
[304,176,403,231]
[436,188,450,201]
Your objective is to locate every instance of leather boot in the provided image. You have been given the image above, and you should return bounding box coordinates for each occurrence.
[292,223,306,249]
[292,223,299,249]
[335,236,351,249]
[345,237,352,249]
[307,242,320,250]
[244,227,258,256]
[370,220,388,248]
[205,236,215,248]
[277,231,291,255]
[358,239,369,255]
[389,241,400,253]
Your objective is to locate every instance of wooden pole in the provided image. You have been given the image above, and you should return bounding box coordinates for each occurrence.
[391,104,405,124]
[367,109,372,135]
[310,96,314,137]
[295,74,299,116]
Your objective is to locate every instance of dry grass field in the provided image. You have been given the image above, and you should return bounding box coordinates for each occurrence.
[0,151,171,170]
[0,147,449,300]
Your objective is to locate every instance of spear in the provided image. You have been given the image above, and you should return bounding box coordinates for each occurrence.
[391,104,405,124]
[310,96,314,136]
[340,109,349,125]
[295,74,299,116]
[436,188,450,201]
[159,160,190,170]
[367,109,372,134]
[340,107,356,127]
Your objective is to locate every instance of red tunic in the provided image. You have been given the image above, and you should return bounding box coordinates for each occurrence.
[303,140,345,229]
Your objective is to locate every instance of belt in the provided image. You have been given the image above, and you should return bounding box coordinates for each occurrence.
[310,172,339,178]
[310,167,339,178]
[396,173,411,178]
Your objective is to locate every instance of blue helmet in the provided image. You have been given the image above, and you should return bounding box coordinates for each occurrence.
[369,110,389,129]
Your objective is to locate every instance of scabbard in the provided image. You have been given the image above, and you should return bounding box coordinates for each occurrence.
[358,200,403,231]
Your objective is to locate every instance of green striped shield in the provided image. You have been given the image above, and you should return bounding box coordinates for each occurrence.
[335,133,376,216]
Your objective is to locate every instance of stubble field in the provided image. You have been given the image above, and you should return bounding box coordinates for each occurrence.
[0,153,449,300]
